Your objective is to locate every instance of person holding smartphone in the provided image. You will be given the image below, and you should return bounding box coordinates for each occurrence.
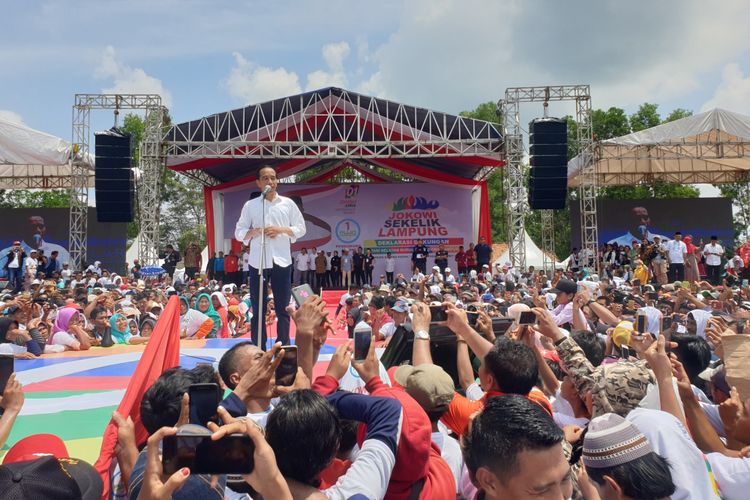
[234,166,306,348]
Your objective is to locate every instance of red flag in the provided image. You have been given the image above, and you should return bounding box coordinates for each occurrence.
[94,295,182,499]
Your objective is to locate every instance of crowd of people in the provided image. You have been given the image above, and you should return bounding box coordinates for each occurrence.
[284,236,495,292]
[3,235,750,498]
[570,233,750,287]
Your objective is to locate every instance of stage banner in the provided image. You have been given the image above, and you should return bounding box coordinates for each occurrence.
[0,208,127,277]
[223,183,474,277]
[571,198,734,248]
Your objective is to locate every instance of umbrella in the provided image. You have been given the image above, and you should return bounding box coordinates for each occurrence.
[139,266,166,277]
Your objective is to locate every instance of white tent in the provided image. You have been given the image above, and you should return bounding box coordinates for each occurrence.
[0,116,94,188]
[568,108,750,187]
[494,230,567,269]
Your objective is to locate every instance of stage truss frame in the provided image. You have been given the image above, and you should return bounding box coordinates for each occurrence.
[71,94,166,269]
[165,89,502,164]
[499,85,596,273]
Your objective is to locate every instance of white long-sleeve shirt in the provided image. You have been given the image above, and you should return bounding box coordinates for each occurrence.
[234,194,306,269]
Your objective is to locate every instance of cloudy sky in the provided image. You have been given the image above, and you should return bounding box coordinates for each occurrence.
[3,0,750,140]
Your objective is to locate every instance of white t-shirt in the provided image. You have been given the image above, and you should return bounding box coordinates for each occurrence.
[706,452,750,500]
[385,258,396,273]
[241,252,251,272]
[627,408,719,500]
[61,268,72,279]
[295,253,309,271]
[307,253,316,269]
[666,240,688,264]
[432,424,462,493]
[51,331,79,348]
[7,251,20,269]
[703,243,724,267]
[25,257,38,275]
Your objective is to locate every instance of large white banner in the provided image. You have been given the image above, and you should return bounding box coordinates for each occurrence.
[222,183,474,278]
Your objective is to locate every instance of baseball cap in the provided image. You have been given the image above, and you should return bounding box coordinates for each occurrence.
[432,265,440,271]
[12,241,20,246]
[393,364,455,412]
[583,413,653,469]
[550,278,577,295]
[612,321,634,348]
[444,267,451,273]
[3,434,69,465]
[391,299,409,313]
[0,456,102,500]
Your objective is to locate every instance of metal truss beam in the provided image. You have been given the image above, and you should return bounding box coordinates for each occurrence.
[499,93,527,270]
[541,210,555,274]
[70,104,91,272]
[166,140,501,160]
[575,94,597,273]
[71,94,166,271]
[500,85,596,272]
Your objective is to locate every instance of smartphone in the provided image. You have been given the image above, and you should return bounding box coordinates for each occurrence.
[429,305,448,322]
[467,311,479,327]
[636,314,647,334]
[291,284,315,306]
[188,383,221,427]
[163,425,254,475]
[518,311,537,325]
[620,345,633,359]
[354,330,371,362]
[743,279,749,287]
[662,316,673,332]
[0,355,13,394]
[275,345,298,387]
[662,328,672,354]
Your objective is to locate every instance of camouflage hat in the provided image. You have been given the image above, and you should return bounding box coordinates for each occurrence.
[590,360,655,418]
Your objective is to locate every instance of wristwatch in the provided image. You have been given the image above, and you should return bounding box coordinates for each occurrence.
[414,330,430,341]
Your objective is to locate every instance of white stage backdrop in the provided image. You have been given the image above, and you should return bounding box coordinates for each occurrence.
[220,183,476,278]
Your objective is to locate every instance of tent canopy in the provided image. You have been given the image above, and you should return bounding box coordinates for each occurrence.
[568,108,750,186]
[165,87,503,185]
[0,116,94,189]
[494,230,566,269]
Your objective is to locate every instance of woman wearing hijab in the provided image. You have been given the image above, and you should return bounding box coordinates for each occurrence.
[633,259,650,285]
[139,317,157,338]
[180,296,214,339]
[49,308,91,351]
[211,291,231,338]
[684,236,701,284]
[0,318,41,356]
[110,313,148,345]
[687,309,712,338]
[194,293,222,338]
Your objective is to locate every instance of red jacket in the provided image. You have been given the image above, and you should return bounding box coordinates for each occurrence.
[224,254,239,273]
[313,374,455,500]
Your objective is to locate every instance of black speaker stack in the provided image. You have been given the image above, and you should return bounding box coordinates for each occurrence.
[528,118,568,210]
[95,130,135,223]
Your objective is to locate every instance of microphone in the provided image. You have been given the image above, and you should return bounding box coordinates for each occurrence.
[262,185,272,199]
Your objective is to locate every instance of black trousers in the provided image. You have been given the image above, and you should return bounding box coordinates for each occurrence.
[706,264,722,285]
[249,264,292,349]
[668,263,685,282]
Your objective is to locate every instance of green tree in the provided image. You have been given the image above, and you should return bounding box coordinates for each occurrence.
[459,101,501,123]
[629,103,661,132]
[664,108,693,123]
[0,190,70,208]
[715,183,750,240]
[120,113,206,251]
[460,102,507,244]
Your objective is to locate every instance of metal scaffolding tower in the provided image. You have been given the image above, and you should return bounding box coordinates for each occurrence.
[70,94,166,270]
[499,85,596,272]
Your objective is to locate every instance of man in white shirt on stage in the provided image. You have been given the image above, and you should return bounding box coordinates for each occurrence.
[235,166,306,348]
[665,231,688,282]
[702,236,725,285]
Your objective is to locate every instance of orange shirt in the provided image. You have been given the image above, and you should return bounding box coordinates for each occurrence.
[441,388,552,437]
